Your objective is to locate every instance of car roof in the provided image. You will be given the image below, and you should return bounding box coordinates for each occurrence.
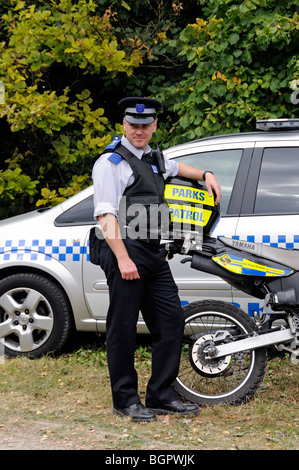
[164,130,299,154]
[57,126,299,212]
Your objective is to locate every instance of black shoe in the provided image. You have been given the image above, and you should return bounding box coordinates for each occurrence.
[147,400,199,416]
[113,403,157,422]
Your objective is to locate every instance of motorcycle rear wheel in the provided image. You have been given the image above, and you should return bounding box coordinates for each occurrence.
[174,300,268,405]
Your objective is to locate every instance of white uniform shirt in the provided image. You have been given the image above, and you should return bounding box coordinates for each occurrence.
[92,135,178,219]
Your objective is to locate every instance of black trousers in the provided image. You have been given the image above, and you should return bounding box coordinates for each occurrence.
[99,239,184,409]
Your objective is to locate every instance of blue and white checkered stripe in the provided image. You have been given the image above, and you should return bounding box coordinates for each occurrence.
[1,235,299,263]
[0,239,88,262]
[231,234,299,249]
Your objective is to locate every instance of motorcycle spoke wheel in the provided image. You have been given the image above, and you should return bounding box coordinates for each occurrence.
[174,300,267,405]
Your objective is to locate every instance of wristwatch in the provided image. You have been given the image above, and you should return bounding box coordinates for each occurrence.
[203,170,214,181]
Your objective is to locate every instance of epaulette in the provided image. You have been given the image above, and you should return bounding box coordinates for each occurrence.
[103,135,121,152]
[91,135,124,168]
[108,152,123,165]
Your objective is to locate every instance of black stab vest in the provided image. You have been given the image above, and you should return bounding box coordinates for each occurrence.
[93,143,169,242]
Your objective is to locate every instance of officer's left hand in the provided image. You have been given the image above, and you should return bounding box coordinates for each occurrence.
[205,173,222,205]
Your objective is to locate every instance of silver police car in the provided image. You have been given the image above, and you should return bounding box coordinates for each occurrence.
[1,119,299,357]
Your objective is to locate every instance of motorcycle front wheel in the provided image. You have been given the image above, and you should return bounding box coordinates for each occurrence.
[174,300,268,405]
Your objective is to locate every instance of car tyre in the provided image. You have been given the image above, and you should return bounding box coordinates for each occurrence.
[0,273,73,358]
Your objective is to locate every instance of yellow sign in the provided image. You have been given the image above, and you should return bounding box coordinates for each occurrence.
[164,184,214,206]
[168,203,212,227]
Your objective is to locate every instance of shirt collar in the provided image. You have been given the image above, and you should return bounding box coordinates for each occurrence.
[121,135,151,160]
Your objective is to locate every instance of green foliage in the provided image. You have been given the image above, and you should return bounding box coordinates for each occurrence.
[0,0,142,215]
[36,174,90,206]
[0,0,298,216]
[0,167,38,219]
[157,0,299,144]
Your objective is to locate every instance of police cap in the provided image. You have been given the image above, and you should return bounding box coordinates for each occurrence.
[118,97,163,125]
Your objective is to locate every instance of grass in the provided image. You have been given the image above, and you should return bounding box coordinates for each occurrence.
[0,335,298,450]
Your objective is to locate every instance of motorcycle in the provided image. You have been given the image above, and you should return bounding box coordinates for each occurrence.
[163,176,299,405]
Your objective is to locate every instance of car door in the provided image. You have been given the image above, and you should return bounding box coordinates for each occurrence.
[55,191,111,329]
[235,142,299,315]
[165,141,254,306]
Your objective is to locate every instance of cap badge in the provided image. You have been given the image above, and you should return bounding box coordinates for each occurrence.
[136,104,145,113]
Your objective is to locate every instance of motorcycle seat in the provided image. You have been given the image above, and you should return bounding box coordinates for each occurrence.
[219,237,299,271]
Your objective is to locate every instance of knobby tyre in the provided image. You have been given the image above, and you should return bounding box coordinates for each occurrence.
[174,300,268,405]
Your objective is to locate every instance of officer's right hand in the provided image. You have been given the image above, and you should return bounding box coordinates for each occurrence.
[118,256,140,280]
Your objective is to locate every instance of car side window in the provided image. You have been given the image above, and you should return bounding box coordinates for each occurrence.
[55,195,95,226]
[254,147,299,214]
[174,149,243,214]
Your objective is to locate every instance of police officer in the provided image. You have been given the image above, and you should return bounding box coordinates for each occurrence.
[92,97,221,422]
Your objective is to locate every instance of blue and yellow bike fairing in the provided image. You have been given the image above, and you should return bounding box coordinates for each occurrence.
[213,252,293,277]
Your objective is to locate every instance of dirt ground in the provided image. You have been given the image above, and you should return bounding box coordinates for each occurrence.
[0,414,201,451]
[0,418,93,450]
[1,410,298,451]
[0,347,298,452]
